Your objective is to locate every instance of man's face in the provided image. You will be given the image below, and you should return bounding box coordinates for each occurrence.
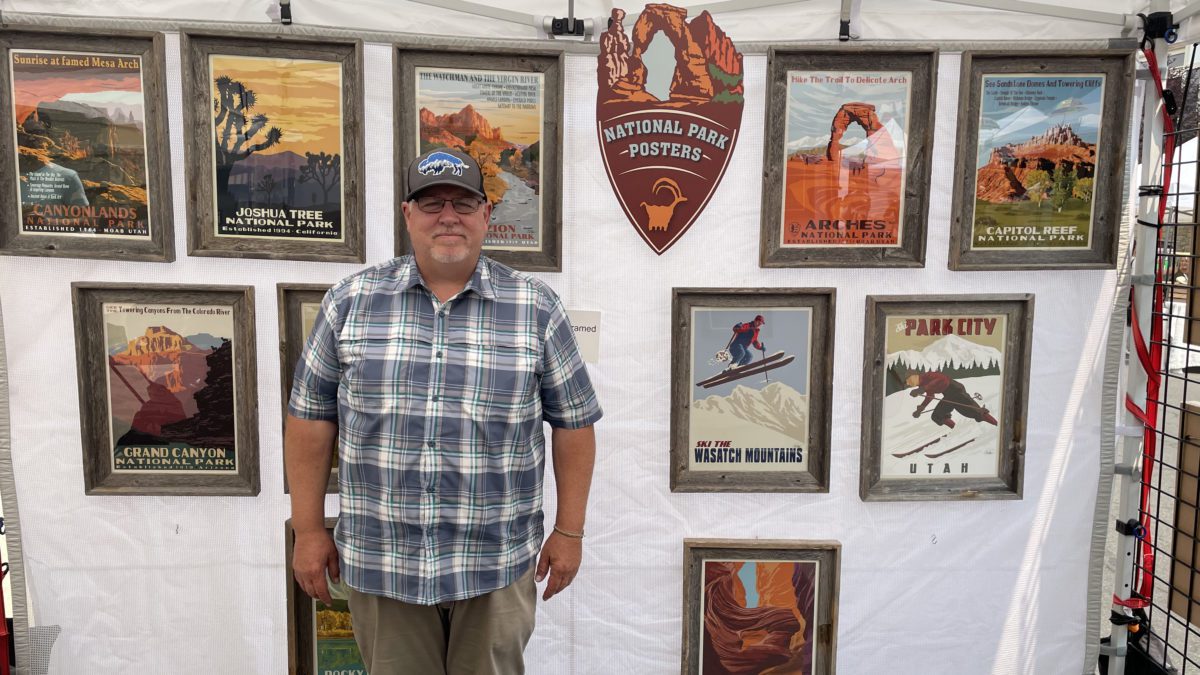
[402,185,491,266]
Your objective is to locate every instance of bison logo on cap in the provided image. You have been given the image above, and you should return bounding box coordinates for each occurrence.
[418,151,469,177]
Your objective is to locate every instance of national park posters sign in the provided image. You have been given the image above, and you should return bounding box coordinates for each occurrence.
[414,67,544,251]
[700,558,818,674]
[782,71,911,247]
[971,74,1105,249]
[880,314,1006,479]
[207,55,345,241]
[10,49,152,237]
[103,303,238,474]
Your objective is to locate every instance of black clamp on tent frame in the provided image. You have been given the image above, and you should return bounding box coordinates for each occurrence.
[279,0,292,25]
[1138,12,1178,50]
[1115,518,1146,539]
[1111,610,1141,628]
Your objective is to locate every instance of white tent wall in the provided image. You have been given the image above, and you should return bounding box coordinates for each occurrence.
[0,1,1159,673]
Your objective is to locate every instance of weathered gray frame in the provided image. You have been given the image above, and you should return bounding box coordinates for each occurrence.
[277,283,336,494]
[394,47,563,272]
[948,50,1135,270]
[671,288,835,492]
[181,33,365,263]
[860,294,1034,501]
[681,539,840,675]
[286,517,342,675]
[71,282,260,496]
[0,299,31,671]
[0,29,174,262]
[759,47,937,268]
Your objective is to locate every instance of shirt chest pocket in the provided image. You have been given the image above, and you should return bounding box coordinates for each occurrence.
[446,333,539,419]
[338,327,432,414]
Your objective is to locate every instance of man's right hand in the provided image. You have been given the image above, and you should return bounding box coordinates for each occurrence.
[293,529,340,605]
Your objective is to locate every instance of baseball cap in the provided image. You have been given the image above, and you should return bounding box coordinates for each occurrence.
[404,147,486,202]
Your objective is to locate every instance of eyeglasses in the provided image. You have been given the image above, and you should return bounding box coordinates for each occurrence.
[413,196,484,214]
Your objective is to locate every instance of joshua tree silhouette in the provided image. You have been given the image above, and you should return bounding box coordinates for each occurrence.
[212,75,283,211]
[297,151,340,206]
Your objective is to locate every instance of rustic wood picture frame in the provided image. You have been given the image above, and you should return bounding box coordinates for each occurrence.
[760,47,937,268]
[278,283,336,494]
[0,29,174,262]
[948,50,1134,270]
[860,294,1034,501]
[181,33,365,263]
[671,288,835,493]
[394,47,563,272]
[681,539,840,675]
[72,282,259,496]
[286,517,363,675]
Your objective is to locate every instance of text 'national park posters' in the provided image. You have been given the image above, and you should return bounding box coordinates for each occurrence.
[689,308,811,472]
[881,314,1006,478]
[971,74,1104,250]
[11,49,151,237]
[104,303,238,473]
[208,54,345,241]
[415,67,544,251]
[782,71,910,247]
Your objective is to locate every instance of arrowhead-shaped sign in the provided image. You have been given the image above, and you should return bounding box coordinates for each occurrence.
[596,5,744,255]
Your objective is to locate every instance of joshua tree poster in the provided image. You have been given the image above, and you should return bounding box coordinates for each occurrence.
[207,54,344,241]
[10,49,151,238]
[102,302,238,474]
[970,74,1104,249]
[414,67,544,251]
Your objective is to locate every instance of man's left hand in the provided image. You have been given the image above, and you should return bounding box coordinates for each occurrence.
[536,531,582,601]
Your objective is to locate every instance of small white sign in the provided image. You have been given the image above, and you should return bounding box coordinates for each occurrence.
[566,309,601,364]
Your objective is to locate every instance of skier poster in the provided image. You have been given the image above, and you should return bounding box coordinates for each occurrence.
[671,289,834,492]
[861,295,1033,501]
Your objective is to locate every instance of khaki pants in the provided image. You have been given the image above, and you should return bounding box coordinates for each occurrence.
[347,567,537,675]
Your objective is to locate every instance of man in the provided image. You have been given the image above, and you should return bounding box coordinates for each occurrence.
[286,147,602,675]
[727,315,765,369]
[906,371,997,428]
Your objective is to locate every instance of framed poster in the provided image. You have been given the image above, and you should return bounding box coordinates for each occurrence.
[182,34,364,263]
[0,30,173,262]
[860,295,1034,501]
[682,539,839,675]
[761,48,936,268]
[286,518,366,675]
[395,47,562,271]
[278,283,336,493]
[71,283,259,496]
[671,288,834,492]
[949,51,1134,270]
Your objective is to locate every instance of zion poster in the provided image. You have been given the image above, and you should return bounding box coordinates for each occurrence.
[880,314,1006,479]
[700,558,818,674]
[782,71,910,247]
[208,54,344,241]
[689,308,811,472]
[10,49,151,237]
[415,67,544,251]
[103,303,238,474]
[971,74,1105,249]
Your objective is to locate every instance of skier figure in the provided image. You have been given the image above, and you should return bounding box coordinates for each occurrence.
[726,315,765,370]
[906,371,998,428]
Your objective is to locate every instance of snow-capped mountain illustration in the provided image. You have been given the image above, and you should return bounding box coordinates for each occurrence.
[887,333,1001,373]
[692,381,807,443]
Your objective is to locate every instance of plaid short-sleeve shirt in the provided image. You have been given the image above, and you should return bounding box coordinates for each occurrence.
[288,255,602,605]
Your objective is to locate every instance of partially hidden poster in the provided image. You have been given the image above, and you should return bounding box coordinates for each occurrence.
[414,66,544,251]
[971,74,1105,250]
[11,49,151,237]
[689,308,811,472]
[782,70,911,247]
[314,597,365,675]
[700,559,818,674]
[103,303,238,473]
[208,54,344,241]
[880,314,1006,478]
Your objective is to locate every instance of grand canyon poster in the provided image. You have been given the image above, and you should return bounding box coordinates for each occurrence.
[781,71,910,247]
[414,66,544,251]
[103,302,238,474]
[699,558,818,675]
[10,49,151,238]
[207,54,344,242]
[970,74,1105,250]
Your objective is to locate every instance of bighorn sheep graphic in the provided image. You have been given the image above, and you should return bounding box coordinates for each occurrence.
[640,178,687,231]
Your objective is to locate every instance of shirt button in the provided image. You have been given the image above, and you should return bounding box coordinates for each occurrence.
[427,441,435,448]
[426,486,435,494]
[436,351,443,358]
[432,395,439,402]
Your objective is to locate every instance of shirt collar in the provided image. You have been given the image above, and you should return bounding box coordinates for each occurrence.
[399,255,496,301]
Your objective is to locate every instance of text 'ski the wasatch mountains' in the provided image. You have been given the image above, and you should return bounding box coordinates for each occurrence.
[104,304,238,473]
[209,54,344,241]
[416,67,544,250]
[11,49,151,237]
[972,74,1105,249]
[596,5,744,254]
